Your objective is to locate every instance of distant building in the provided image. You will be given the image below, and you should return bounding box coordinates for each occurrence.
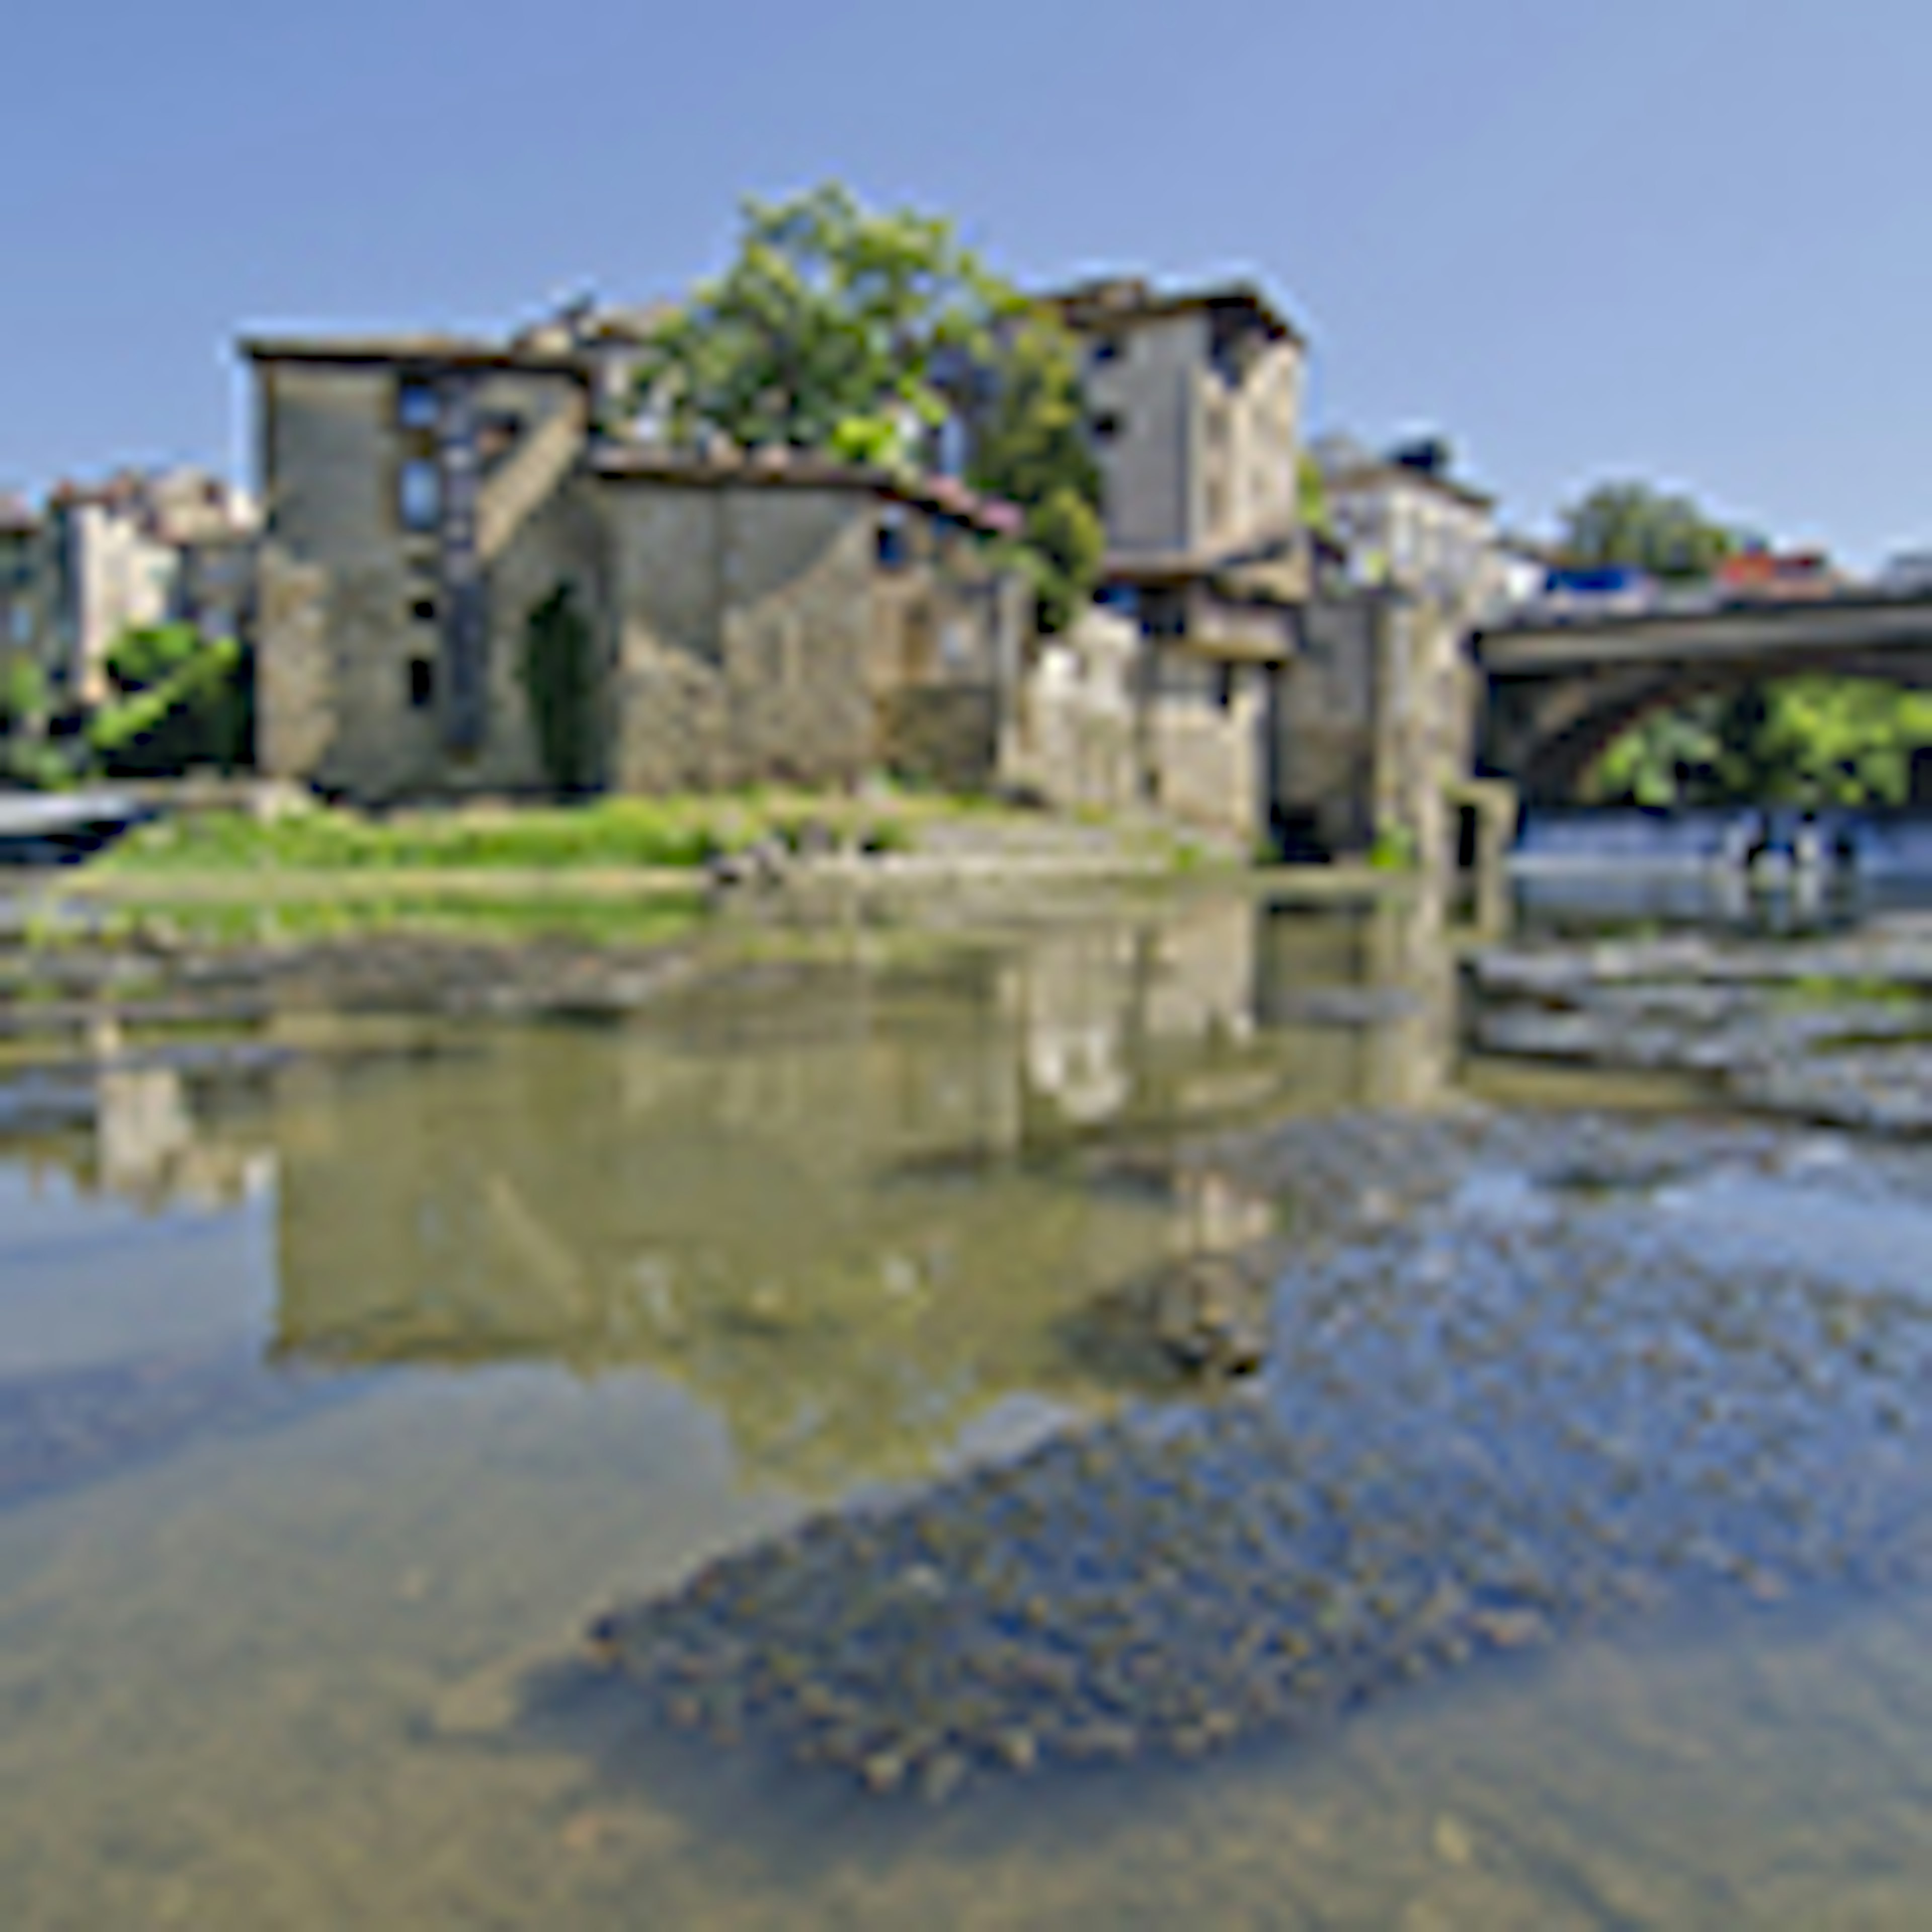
[39,468,257,702]
[1311,433,1501,615]
[243,328,1028,802]
[0,496,53,693]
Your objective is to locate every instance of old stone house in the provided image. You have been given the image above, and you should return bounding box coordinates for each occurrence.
[243,333,1028,804]
[1014,278,1313,842]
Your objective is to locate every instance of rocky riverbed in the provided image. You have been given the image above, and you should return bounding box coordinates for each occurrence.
[585,1106,1932,1805]
[1470,914,1932,1131]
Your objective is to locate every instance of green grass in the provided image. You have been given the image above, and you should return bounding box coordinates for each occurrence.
[99,793,921,876]
[1770,975,1930,1008]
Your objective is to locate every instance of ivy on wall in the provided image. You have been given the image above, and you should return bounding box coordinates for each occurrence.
[520,584,600,794]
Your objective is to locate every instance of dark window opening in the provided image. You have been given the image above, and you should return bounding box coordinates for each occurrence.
[397,458,442,533]
[407,657,436,709]
[1141,592,1186,640]
[1090,335,1124,367]
[876,512,911,569]
[397,377,440,431]
[1214,664,1237,712]
[1091,411,1123,443]
[410,596,438,624]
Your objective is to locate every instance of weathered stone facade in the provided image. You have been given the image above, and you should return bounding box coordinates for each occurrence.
[1272,590,1476,865]
[244,338,1024,804]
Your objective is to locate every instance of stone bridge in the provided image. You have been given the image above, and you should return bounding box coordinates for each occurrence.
[1471,591,1932,802]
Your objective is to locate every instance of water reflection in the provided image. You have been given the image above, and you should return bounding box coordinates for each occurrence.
[0,893,1457,1492]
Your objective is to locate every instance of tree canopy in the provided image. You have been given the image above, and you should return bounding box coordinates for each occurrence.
[961,313,1106,634]
[631,184,1108,632]
[1591,678,1932,809]
[630,184,1020,466]
[1557,481,1744,583]
[88,624,252,777]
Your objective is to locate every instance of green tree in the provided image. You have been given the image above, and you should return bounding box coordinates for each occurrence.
[631,183,1020,466]
[1558,481,1742,583]
[963,314,1106,633]
[1296,451,1332,541]
[88,625,252,777]
[1590,678,1932,808]
[521,585,600,794]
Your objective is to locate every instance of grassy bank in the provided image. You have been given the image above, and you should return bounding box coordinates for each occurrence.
[97,792,930,876]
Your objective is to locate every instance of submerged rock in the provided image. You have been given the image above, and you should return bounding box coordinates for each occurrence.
[589,1109,1932,1802]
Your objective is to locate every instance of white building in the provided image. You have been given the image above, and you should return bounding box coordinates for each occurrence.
[1312,434,1501,617]
[45,468,258,700]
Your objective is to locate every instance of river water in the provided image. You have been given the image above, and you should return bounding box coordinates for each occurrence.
[4,882,1932,1927]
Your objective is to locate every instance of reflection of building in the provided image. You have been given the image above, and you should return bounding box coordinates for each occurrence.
[5,897,1460,1487]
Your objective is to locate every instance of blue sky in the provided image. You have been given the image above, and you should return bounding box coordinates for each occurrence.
[4,0,1926,564]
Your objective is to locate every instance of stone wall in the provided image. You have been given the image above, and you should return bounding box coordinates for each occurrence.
[254,546,333,781]
[1270,592,1474,862]
[256,361,576,801]
[1145,649,1265,843]
[1004,609,1142,815]
[876,685,1001,792]
[604,484,880,792]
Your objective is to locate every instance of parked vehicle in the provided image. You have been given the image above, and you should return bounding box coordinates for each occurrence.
[1532,564,1659,619]
[1715,549,1840,602]
[1878,550,1932,596]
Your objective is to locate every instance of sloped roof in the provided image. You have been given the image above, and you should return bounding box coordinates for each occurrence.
[588,444,1024,537]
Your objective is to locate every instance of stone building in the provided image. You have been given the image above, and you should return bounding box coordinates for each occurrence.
[1046,277,1304,560]
[243,331,1027,803]
[0,496,52,689]
[1312,435,1502,613]
[1018,277,1315,843]
[28,468,261,704]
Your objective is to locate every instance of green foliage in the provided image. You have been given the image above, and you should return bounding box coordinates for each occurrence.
[1367,824,1419,871]
[107,623,206,692]
[88,628,252,777]
[2,655,48,732]
[637,187,1111,633]
[1019,487,1108,636]
[1590,678,1932,807]
[631,183,1018,466]
[102,792,946,875]
[1558,481,1742,583]
[1296,452,1332,540]
[964,315,1106,633]
[520,585,600,794]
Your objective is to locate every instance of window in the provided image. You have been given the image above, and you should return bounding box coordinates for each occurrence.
[411,595,439,624]
[1091,411,1123,443]
[1090,334,1124,368]
[1214,664,1236,712]
[407,657,436,709]
[876,510,911,569]
[397,458,441,533]
[396,377,440,431]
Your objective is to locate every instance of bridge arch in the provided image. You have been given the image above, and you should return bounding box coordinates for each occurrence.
[1472,596,1932,804]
